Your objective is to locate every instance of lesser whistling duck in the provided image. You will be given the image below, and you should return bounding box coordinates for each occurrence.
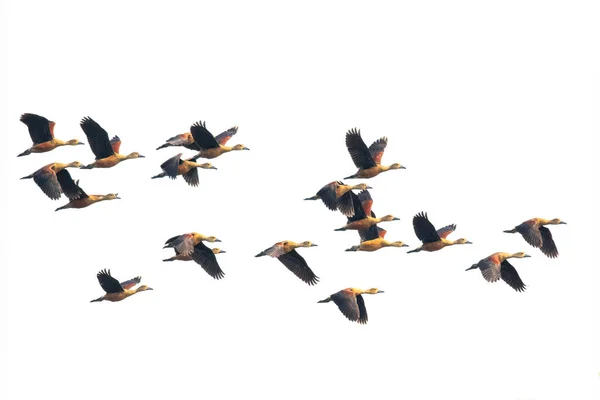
[90,269,153,302]
[156,132,200,151]
[162,241,225,279]
[407,212,472,253]
[345,224,408,252]
[163,247,225,262]
[255,241,319,285]
[466,252,531,292]
[151,153,217,187]
[21,161,83,200]
[344,128,405,179]
[54,176,120,211]
[504,218,566,258]
[189,121,248,159]
[18,113,84,157]
[163,233,221,258]
[79,117,145,169]
[334,190,399,232]
[304,181,372,217]
[318,288,384,324]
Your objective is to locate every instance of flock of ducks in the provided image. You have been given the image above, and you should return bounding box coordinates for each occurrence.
[17,112,567,324]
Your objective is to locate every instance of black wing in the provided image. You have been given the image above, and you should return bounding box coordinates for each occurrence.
[316,182,339,212]
[56,169,87,199]
[277,249,319,285]
[359,225,380,242]
[413,212,441,243]
[20,113,53,144]
[330,291,360,322]
[182,168,199,187]
[160,153,182,178]
[190,121,220,149]
[346,191,367,222]
[345,128,377,169]
[80,117,114,159]
[355,294,368,324]
[539,226,559,258]
[191,242,225,280]
[500,260,526,292]
[96,269,124,293]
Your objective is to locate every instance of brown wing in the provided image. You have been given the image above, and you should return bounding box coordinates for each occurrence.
[357,190,373,216]
[96,269,124,293]
[257,242,286,258]
[190,121,220,149]
[277,249,319,285]
[110,136,122,154]
[330,290,360,322]
[316,182,339,212]
[160,153,183,178]
[516,221,542,248]
[345,128,377,169]
[166,234,195,256]
[500,260,526,292]
[436,224,456,239]
[33,166,62,200]
[56,169,87,199]
[539,226,559,258]
[182,167,199,187]
[214,126,238,145]
[478,258,501,283]
[355,294,368,324]
[120,276,141,290]
[377,227,387,238]
[20,113,53,144]
[413,212,441,243]
[368,137,387,165]
[359,225,380,242]
[191,242,225,279]
[80,117,115,159]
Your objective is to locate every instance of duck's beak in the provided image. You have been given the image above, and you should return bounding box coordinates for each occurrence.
[77,142,85,145]
[559,221,567,224]
[138,154,146,158]
[400,165,406,169]
[147,287,154,290]
[524,254,531,257]
[219,250,226,253]
[402,244,409,247]
[211,166,218,170]
[377,290,384,293]
[215,239,222,242]
[366,186,373,189]
[466,241,473,244]
[393,217,400,220]
[311,243,318,247]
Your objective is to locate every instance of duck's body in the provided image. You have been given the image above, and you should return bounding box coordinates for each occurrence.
[345,224,408,252]
[334,190,399,231]
[344,128,404,179]
[188,121,248,160]
[21,161,83,200]
[504,218,566,258]
[255,241,319,285]
[164,232,221,258]
[466,252,531,292]
[18,113,84,157]
[318,287,384,324]
[90,269,152,302]
[156,132,200,151]
[304,181,372,217]
[79,117,144,169]
[407,212,472,253]
[163,241,225,279]
[56,193,120,211]
[151,153,216,187]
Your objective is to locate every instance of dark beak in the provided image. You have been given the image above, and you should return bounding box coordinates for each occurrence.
[219,250,226,253]
[524,254,531,258]
[559,221,567,224]
[138,154,145,158]
[77,142,85,145]
[215,239,222,242]
[311,244,318,247]
[393,217,400,220]
[466,241,473,244]
[366,186,373,189]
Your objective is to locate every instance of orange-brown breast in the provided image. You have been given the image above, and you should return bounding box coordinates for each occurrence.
[488,253,501,265]
[32,140,58,153]
[345,218,376,231]
[178,163,194,175]
[355,166,381,178]
[94,156,121,168]
[421,241,446,252]
[360,238,384,251]
[198,147,225,159]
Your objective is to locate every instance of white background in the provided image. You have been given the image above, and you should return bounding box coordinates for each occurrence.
[1,1,598,399]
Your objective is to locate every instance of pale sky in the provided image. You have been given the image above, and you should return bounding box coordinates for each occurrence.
[1,1,598,399]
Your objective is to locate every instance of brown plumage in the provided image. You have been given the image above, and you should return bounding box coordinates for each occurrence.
[54,176,120,211]
[18,113,84,157]
[151,153,217,187]
[317,288,384,324]
[163,242,225,279]
[156,132,201,151]
[255,241,319,285]
[304,181,372,217]
[21,162,83,200]
[163,233,221,258]
[504,218,566,258]
[90,269,153,302]
[407,212,472,253]
[466,252,531,292]
[345,223,408,252]
[79,117,144,169]
[344,128,405,179]
[334,190,400,232]
[189,121,248,159]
